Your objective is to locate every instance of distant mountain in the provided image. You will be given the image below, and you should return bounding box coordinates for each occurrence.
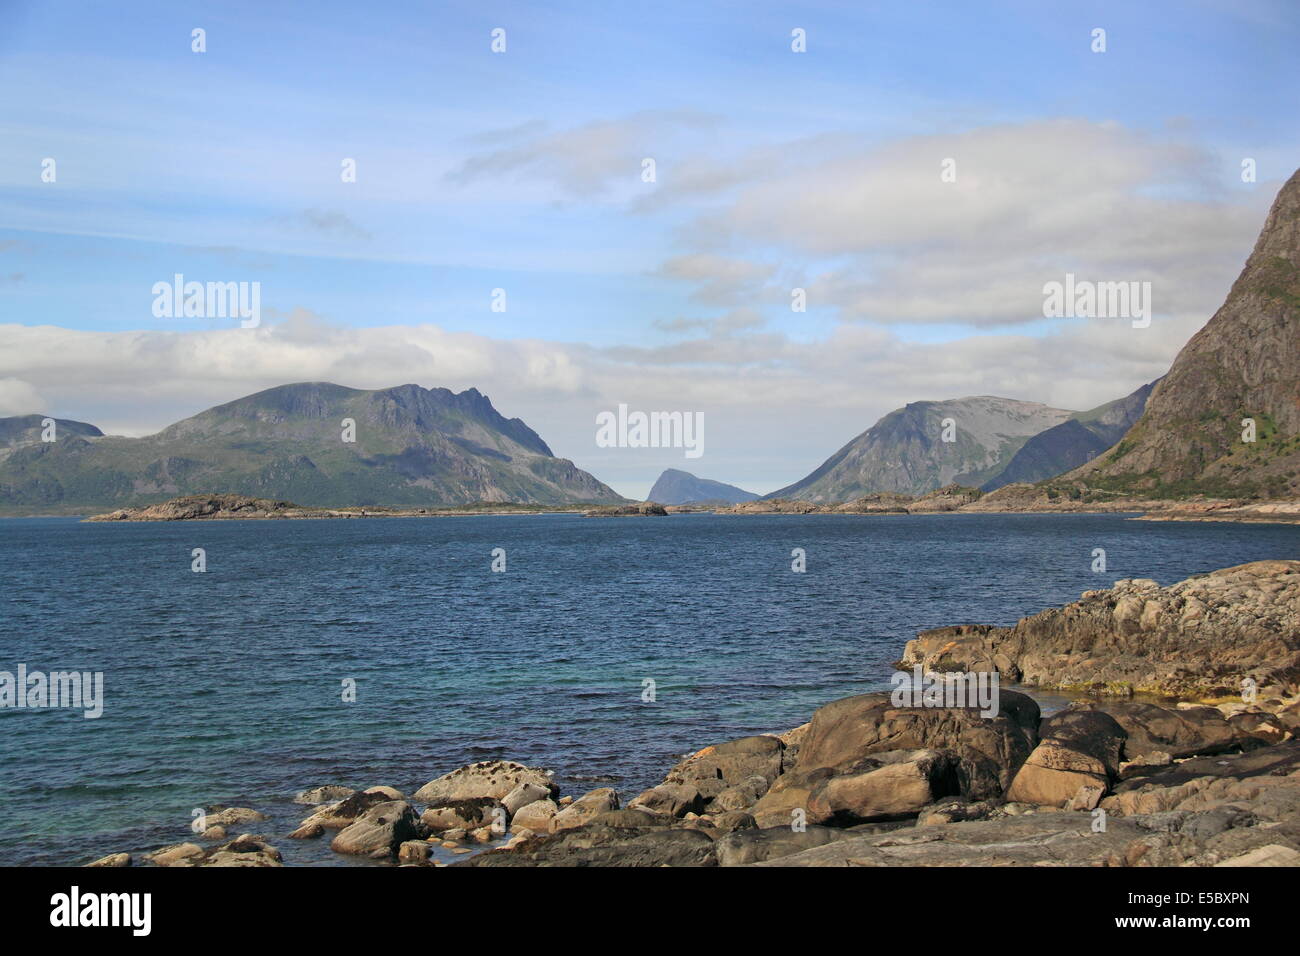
[768,396,1073,501]
[981,381,1155,491]
[647,468,759,505]
[0,382,624,515]
[1069,168,1300,499]
[0,414,102,446]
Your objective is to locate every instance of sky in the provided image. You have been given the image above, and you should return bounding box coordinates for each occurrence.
[1,0,1298,498]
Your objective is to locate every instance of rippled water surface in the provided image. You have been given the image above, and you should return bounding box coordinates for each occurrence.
[3,512,1298,865]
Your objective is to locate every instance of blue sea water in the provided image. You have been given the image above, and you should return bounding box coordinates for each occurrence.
[2,512,1298,866]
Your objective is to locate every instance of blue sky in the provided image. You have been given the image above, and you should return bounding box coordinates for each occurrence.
[1,0,1297,496]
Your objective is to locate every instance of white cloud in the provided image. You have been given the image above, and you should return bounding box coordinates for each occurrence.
[0,376,43,417]
[675,119,1275,326]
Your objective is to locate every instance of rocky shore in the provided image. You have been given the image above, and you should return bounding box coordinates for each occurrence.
[86,560,1300,868]
[80,489,1300,524]
[720,483,1300,523]
[84,494,597,521]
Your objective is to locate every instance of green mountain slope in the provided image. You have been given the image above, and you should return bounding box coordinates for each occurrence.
[0,382,624,514]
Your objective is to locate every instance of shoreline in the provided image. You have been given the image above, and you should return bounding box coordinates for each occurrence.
[81,559,1300,868]
[36,490,1300,524]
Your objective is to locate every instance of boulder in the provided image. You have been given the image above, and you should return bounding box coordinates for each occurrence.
[147,835,282,868]
[202,834,283,867]
[806,749,960,824]
[710,811,757,832]
[794,690,1039,796]
[144,843,205,867]
[501,782,552,816]
[1005,707,1127,808]
[510,799,558,832]
[627,783,708,818]
[1213,845,1300,867]
[414,761,556,804]
[552,788,619,831]
[85,852,131,867]
[297,789,394,830]
[1080,701,1238,760]
[202,807,267,827]
[330,801,422,857]
[750,690,1038,826]
[588,809,671,828]
[715,825,858,866]
[363,785,406,801]
[294,785,355,805]
[398,840,433,864]
[420,797,502,832]
[630,736,785,818]
[458,824,717,867]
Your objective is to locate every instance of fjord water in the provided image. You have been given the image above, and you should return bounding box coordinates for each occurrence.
[3,513,1299,866]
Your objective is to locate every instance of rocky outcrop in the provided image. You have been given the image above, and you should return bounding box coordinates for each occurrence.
[1005,709,1126,807]
[145,834,283,867]
[420,797,501,832]
[551,788,619,831]
[583,502,668,517]
[511,799,559,832]
[902,561,1300,700]
[748,690,1040,827]
[628,735,785,820]
[460,824,719,867]
[294,785,356,805]
[906,484,982,512]
[413,760,556,804]
[87,494,300,521]
[330,801,423,857]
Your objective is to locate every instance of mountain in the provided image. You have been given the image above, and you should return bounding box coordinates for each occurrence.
[0,382,624,515]
[1068,169,1300,499]
[768,396,1074,501]
[981,381,1155,491]
[647,468,759,505]
[0,414,102,446]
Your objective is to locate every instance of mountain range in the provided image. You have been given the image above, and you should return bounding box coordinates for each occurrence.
[0,383,623,515]
[5,169,1296,515]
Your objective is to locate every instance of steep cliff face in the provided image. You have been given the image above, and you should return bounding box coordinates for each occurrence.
[1071,169,1300,498]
